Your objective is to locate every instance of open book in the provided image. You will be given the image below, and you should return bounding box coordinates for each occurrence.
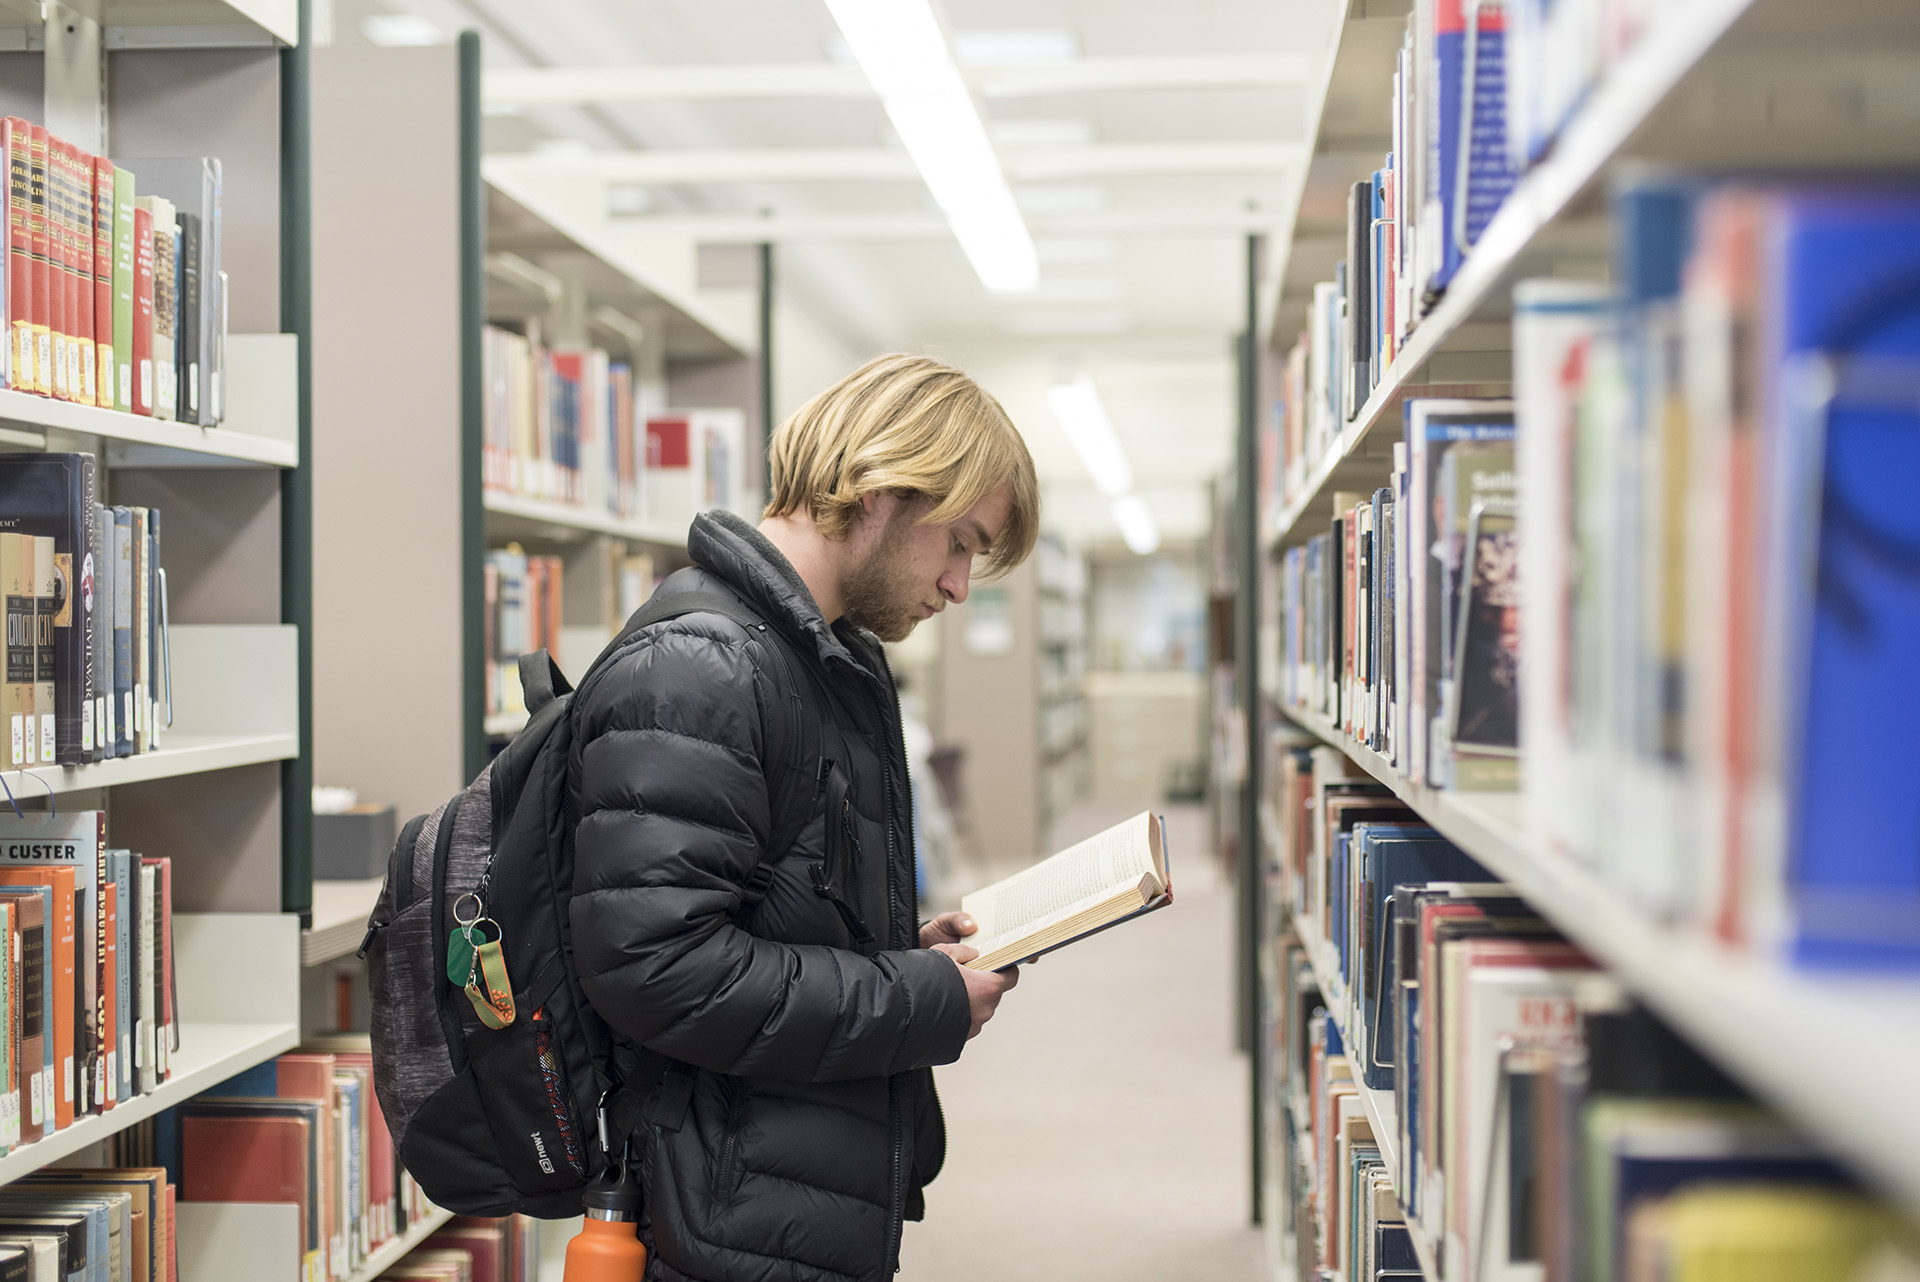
[958,812,1172,971]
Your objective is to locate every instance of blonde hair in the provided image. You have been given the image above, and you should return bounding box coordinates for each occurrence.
[764,353,1039,578]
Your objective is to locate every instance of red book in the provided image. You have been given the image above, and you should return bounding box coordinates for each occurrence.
[165,1184,176,1282]
[3,119,27,392]
[66,144,94,406]
[131,204,153,416]
[181,1114,312,1253]
[26,125,49,398]
[89,154,110,409]
[274,1054,337,1279]
[53,138,76,402]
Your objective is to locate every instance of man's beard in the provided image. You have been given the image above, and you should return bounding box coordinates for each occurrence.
[841,505,924,643]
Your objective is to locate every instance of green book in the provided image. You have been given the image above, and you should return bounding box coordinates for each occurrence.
[111,168,134,413]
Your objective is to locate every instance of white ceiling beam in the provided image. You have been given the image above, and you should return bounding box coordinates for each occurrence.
[482,54,1311,108]
[550,209,1292,243]
[481,141,1302,186]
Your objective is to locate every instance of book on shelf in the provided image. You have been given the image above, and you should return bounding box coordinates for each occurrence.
[645,409,747,531]
[1276,400,1519,791]
[1264,744,1920,1282]
[482,324,644,520]
[0,811,174,1129]
[956,810,1171,971]
[0,122,225,423]
[178,1040,451,1281]
[1514,179,1920,968]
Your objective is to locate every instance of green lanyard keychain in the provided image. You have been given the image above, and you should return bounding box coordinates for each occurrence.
[448,890,516,1029]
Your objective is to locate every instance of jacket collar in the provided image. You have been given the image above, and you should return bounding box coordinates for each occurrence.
[687,510,882,678]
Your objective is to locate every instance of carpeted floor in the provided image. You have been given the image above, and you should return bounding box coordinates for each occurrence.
[899,801,1269,1282]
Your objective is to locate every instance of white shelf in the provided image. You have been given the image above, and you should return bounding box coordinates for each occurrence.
[484,492,688,548]
[304,878,384,967]
[0,390,296,468]
[0,731,297,797]
[1277,704,1920,1217]
[345,1206,456,1282]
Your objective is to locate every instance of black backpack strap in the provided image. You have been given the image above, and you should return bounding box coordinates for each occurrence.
[579,589,824,914]
[518,650,573,715]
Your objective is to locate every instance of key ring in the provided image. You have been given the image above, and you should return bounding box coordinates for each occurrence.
[470,916,500,943]
[453,893,484,928]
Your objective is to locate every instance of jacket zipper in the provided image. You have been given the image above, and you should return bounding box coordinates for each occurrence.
[868,645,910,1274]
[713,1080,748,1201]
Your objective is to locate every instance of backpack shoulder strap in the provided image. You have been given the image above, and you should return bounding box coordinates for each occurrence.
[582,589,827,911]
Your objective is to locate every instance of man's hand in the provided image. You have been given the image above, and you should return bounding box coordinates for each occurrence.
[920,911,976,949]
[932,943,1018,1038]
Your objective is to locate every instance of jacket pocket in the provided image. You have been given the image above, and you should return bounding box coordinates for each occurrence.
[709,1078,749,1203]
[813,760,877,951]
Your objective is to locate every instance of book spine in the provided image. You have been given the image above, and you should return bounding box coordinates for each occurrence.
[71,147,95,407]
[175,214,200,424]
[26,127,49,398]
[29,535,52,767]
[4,121,27,396]
[0,536,19,770]
[147,508,160,747]
[131,206,152,417]
[113,510,131,754]
[90,155,112,413]
[57,140,79,403]
[111,169,133,413]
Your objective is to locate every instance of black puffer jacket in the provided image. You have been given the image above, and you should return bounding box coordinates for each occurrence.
[569,511,971,1282]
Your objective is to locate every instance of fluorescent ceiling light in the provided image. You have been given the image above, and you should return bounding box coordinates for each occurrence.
[1110,495,1160,556]
[361,13,443,46]
[1047,377,1133,496]
[823,0,1038,293]
[953,29,1081,66]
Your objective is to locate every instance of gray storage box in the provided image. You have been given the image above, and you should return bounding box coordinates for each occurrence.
[314,804,397,880]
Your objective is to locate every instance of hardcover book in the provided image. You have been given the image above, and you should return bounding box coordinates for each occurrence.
[0,455,96,764]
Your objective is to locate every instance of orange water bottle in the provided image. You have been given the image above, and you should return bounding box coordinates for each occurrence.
[564,1158,647,1282]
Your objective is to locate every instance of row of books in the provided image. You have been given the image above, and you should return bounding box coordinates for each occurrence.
[1270,0,1523,502]
[1514,180,1920,965]
[379,1216,540,1282]
[1266,744,1920,1282]
[0,1167,178,1282]
[0,454,169,767]
[0,810,176,1145]
[170,1040,431,1282]
[484,544,656,722]
[1275,399,1518,791]
[480,323,750,530]
[0,120,224,424]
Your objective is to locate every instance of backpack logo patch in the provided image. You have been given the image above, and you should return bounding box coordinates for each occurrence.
[532,1131,555,1175]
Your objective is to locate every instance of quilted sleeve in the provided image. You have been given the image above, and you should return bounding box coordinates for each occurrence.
[568,616,970,1082]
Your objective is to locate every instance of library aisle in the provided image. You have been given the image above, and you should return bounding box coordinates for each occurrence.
[903,803,1264,1282]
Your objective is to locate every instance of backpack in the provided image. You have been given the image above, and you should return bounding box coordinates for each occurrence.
[361,588,856,1218]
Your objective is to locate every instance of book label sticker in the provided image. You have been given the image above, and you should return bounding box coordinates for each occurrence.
[28,1071,39,1126]
[8,715,18,766]
[133,1019,141,1067]
[38,713,49,763]
[103,1050,114,1102]
[62,1055,70,1102]
[133,682,143,733]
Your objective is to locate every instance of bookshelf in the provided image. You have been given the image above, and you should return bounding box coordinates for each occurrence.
[0,0,311,1231]
[484,491,688,550]
[1250,0,1920,1268]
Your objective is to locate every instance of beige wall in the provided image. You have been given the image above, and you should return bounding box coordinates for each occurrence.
[310,44,465,819]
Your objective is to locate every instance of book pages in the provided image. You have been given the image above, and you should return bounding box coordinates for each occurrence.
[960,812,1168,970]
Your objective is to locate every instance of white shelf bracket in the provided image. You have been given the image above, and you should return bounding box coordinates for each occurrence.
[43,0,106,155]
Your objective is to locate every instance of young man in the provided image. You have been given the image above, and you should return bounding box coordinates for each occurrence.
[570,353,1040,1281]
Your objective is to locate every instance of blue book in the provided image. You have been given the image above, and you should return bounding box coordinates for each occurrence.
[1426,0,1519,296]
[1355,832,1486,1089]
[1763,189,1920,967]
